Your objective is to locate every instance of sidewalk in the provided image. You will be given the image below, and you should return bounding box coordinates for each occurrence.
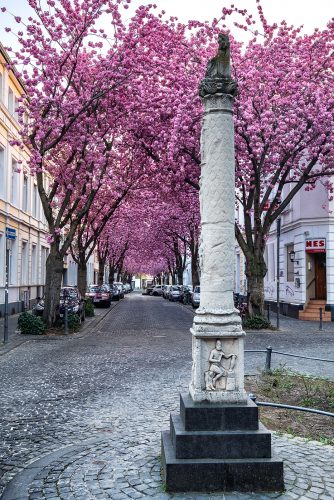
[0,302,120,357]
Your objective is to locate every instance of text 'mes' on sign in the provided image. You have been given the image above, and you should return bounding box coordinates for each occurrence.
[305,239,326,253]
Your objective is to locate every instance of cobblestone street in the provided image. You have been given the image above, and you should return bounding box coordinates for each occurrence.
[0,293,333,499]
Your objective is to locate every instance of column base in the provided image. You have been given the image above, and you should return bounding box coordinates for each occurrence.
[161,394,284,493]
[189,383,248,403]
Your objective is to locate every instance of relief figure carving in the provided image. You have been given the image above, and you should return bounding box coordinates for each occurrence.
[205,339,237,391]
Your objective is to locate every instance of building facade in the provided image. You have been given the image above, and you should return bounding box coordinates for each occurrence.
[0,44,50,315]
[263,180,334,320]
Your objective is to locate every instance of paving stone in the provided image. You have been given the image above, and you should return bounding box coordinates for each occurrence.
[0,295,333,500]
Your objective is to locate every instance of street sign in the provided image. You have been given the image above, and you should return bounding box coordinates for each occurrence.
[5,227,16,240]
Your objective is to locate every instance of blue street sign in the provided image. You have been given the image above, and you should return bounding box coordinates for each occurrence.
[5,227,16,240]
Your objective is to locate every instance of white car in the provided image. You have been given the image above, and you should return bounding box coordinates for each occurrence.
[152,285,164,296]
[168,285,181,302]
[191,285,200,308]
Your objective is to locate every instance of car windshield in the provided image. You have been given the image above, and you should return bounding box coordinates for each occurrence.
[172,286,180,291]
[88,286,99,292]
[60,289,78,299]
[194,286,200,293]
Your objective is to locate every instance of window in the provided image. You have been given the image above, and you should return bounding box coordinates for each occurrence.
[11,159,19,206]
[23,175,29,212]
[14,96,20,121]
[286,244,294,282]
[31,244,37,284]
[0,233,4,286]
[0,147,4,199]
[8,88,14,114]
[32,184,38,218]
[8,239,17,285]
[21,241,28,284]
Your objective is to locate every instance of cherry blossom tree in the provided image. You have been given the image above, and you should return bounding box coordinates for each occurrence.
[126,4,334,315]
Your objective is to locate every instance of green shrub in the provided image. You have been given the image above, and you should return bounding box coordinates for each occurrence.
[67,313,81,331]
[243,315,272,330]
[84,299,95,317]
[18,312,46,335]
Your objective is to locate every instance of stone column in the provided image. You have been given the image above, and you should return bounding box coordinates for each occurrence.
[161,36,284,493]
[189,37,247,404]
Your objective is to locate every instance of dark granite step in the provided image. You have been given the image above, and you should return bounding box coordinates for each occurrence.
[170,413,272,459]
[161,430,284,493]
[180,393,259,431]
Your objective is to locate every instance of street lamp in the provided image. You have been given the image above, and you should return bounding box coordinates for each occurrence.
[289,250,299,264]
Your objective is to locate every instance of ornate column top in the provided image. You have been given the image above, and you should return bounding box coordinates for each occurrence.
[199,34,237,98]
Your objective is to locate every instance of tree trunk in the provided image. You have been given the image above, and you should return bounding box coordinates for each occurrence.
[77,259,87,297]
[177,268,184,285]
[191,243,199,286]
[245,252,267,316]
[43,245,64,327]
[98,257,106,285]
[108,263,115,285]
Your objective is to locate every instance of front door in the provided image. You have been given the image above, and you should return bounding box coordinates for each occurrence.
[315,253,326,300]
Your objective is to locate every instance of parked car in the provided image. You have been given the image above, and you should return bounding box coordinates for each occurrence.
[32,297,44,316]
[124,283,132,294]
[113,282,125,299]
[59,286,85,321]
[112,284,121,301]
[33,287,86,322]
[191,285,200,308]
[168,285,181,302]
[86,284,100,300]
[152,285,164,296]
[180,285,193,304]
[91,285,112,307]
[163,285,173,299]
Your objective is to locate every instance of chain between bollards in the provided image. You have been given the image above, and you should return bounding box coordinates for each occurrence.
[265,346,272,373]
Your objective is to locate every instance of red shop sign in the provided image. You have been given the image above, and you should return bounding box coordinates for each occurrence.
[305,239,326,253]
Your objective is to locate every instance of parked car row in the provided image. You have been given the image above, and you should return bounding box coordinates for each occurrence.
[33,286,86,321]
[145,284,200,308]
[86,282,132,306]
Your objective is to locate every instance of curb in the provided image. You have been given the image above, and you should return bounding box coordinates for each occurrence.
[0,300,122,356]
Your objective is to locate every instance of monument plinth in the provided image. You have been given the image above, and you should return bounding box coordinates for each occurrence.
[161,34,284,493]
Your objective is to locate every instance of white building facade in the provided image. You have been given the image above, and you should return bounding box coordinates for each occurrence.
[264,180,334,320]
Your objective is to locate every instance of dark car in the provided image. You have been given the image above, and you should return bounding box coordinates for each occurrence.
[191,285,200,308]
[91,285,112,307]
[180,285,193,304]
[59,286,85,321]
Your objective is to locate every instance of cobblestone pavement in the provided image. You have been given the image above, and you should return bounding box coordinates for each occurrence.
[0,293,333,499]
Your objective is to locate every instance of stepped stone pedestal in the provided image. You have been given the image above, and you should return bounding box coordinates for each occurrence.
[161,34,284,492]
[161,394,284,492]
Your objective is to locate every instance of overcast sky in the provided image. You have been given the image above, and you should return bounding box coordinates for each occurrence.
[1,0,332,50]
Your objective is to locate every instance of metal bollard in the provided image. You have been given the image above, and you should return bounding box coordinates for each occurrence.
[319,308,323,331]
[267,304,270,322]
[249,393,257,403]
[265,346,272,372]
[64,304,68,335]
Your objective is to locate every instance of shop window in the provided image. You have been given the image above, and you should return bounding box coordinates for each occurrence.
[286,244,294,282]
